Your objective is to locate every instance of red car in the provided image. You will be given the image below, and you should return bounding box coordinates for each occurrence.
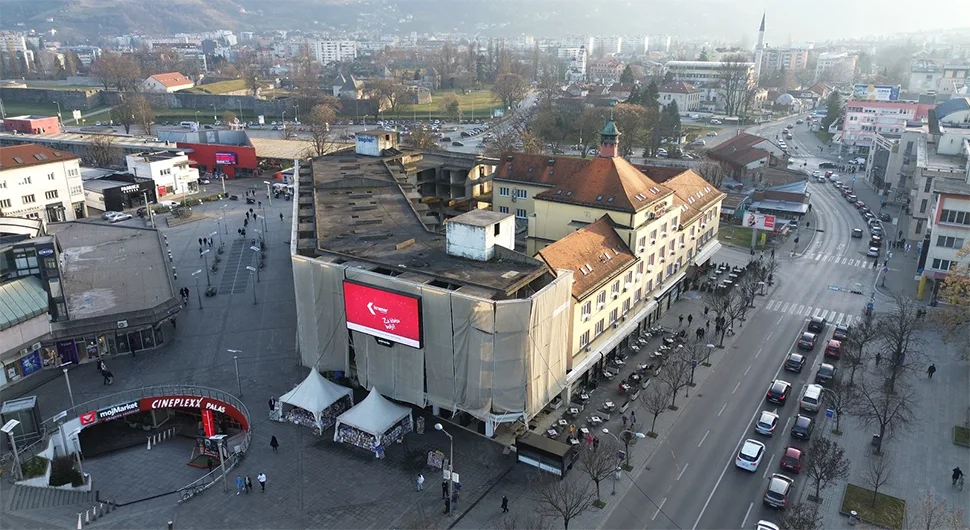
[780,446,804,473]
[824,339,842,359]
[854,201,865,209]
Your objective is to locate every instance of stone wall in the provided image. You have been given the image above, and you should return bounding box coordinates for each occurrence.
[99,91,292,116]
[0,87,102,110]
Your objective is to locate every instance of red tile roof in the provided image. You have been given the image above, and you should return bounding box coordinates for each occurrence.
[663,170,725,223]
[708,132,771,167]
[0,144,77,170]
[536,157,671,213]
[148,72,192,88]
[536,215,637,300]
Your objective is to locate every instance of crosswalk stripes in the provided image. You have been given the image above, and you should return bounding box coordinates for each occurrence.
[763,299,859,326]
[802,251,877,269]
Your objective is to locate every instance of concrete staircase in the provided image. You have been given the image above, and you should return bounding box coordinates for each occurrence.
[6,484,95,511]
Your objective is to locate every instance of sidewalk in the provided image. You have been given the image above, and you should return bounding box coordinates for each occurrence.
[450,246,780,530]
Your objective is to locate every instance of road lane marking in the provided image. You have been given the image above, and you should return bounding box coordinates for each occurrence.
[777,315,783,324]
[718,403,727,416]
[804,306,813,316]
[762,454,776,478]
[652,498,667,521]
[740,502,754,529]
[677,463,690,481]
[812,307,821,317]
[756,347,762,358]
[698,430,710,447]
[766,331,773,340]
[821,309,829,320]
[781,302,790,312]
[796,304,805,314]
[733,381,741,394]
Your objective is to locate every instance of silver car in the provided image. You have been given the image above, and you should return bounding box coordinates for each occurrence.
[755,411,780,436]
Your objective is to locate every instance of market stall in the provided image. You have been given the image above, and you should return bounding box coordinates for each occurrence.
[334,388,413,458]
[277,369,354,434]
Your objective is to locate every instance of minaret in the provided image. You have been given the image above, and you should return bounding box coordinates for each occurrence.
[754,13,766,83]
[598,101,620,158]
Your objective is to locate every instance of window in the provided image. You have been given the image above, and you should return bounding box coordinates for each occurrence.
[579,330,590,349]
[597,291,607,306]
[22,194,36,204]
[48,172,55,181]
[924,177,933,193]
[937,236,965,249]
[650,229,657,240]
[611,280,620,296]
[637,236,646,249]
[622,298,631,314]
[637,261,644,275]
[625,271,633,284]
[581,301,592,318]
[920,199,927,214]
[916,218,924,234]
[514,189,527,199]
[595,319,605,336]
[20,176,32,185]
[45,190,59,200]
[0,180,6,189]
[498,206,509,214]
[499,186,510,197]
[0,199,10,208]
[49,278,63,298]
[494,224,500,236]
[634,288,642,303]
[515,208,527,219]
[609,308,619,323]
[931,258,956,271]
[939,209,970,225]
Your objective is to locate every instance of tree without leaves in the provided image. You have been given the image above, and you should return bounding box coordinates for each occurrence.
[222,111,237,127]
[804,437,850,500]
[86,135,119,168]
[437,92,462,121]
[305,103,339,158]
[701,289,732,347]
[842,308,879,386]
[850,376,917,455]
[695,160,728,188]
[861,451,894,506]
[368,79,408,114]
[825,378,853,434]
[908,490,966,530]
[128,93,155,136]
[777,501,823,530]
[491,73,530,109]
[580,436,620,502]
[875,291,925,393]
[659,348,692,409]
[640,383,670,436]
[718,55,755,118]
[406,125,440,150]
[492,513,552,530]
[529,472,597,530]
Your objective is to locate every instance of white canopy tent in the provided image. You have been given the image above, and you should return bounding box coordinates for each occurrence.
[278,369,353,431]
[334,388,413,454]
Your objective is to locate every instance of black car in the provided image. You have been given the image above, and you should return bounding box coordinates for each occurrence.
[797,332,818,350]
[452,141,464,146]
[807,316,826,332]
[879,213,892,222]
[790,415,814,439]
[833,325,849,341]
[784,353,806,373]
[766,380,792,405]
[819,162,837,169]
[815,363,838,385]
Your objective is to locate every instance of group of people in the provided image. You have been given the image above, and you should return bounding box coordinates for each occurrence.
[179,287,191,303]
[235,473,268,494]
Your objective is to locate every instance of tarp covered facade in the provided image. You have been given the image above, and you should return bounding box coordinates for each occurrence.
[292,255,572,423]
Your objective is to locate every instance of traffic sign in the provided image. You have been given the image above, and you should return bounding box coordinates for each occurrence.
[692,359,698,369]
[826,409,835,418]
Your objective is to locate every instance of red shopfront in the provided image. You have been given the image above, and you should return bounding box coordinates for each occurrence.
[177,142,258,180]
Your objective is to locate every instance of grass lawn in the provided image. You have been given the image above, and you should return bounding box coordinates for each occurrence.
[718,224,768,250]
[814,130,834,144]
[954,425,970,447]
[841,484,906,530]
[2,101,111,119]
[182,79,248,94]
[381,88,502,119]
[683,125,719,141]
[150,108,264,124]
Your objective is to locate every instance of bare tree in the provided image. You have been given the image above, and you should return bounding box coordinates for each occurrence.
[368,79,408,115]
[529,472,596,530]
[580,437,620,502]
[640,381,669,437]
[875,292,925,393]
[658,348,692,409]
[777,501,823,530]
[861,452,894,506]
[804,437,850,501]
[754,253,781,290]
[695,160,727,188]
[128,93,155,136]
[843,309,879,386]
[305,102,339,157]
[908,491,966,530]
[492,513,552,530]
[491,72,530,109]
[718,55,754,117]
[825,378,854,435]
[438,92,462,121]
[109,93,139,134]
[701,289,733,347]
[222,111,237,127]
[851,376,917,454]
[87,135,119,167]
[406,125,440,150]
[724,288,748,329]
[90,52,143,92]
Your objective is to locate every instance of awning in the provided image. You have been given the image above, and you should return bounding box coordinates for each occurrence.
[693,240,722,267]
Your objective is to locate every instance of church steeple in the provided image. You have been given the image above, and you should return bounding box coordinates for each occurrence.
[599,101,620,158]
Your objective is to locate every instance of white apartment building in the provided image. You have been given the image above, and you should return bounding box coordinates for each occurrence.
[908,129,970,241]
[0,144,87,223]
[0,32,33,70]
[664,60,755,112]
[311,39,357,65]
[125,151,200,197]
[657,81,702,111]
[558,46,587,81]
[815,52,857,82]
[761,48,810,72]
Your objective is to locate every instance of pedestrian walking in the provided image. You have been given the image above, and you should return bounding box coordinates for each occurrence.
[257,472,266,492]
[928,364,936,379]
[678,314,684,326]
[199,237,203,246]
[706,319,711,331]
[279,212,284,222]
[258,201,262,208]
[101,368,113,385]
[501,495,509,512]
[704,306,709,316]
[246,212,250,220]
[586,432,594,448]
[244,218,249,227]
[875,352,881,366]
[245,475,253,493]
[417,473,424,491]
[442,481,448,499]
[622,415,628,428]
[630,411,636,425]
[184,287,190,301]
[270,435,279,453]
[687,314,693,326]
[593,436,600,451]
[236,475,245,495]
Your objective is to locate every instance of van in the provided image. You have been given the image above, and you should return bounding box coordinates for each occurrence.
[179,121,195,129]
[799,384,823,412]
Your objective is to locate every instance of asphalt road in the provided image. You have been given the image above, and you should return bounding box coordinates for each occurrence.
[601,132,891,529]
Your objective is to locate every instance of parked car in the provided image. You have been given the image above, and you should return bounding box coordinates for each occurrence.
[779,446,804,473]
[833,325,850,341]
[790,414,815,439]
[157,200,180,208]
[109,213,132,223]
[451,141,464,147]
[763,474,795,509]
[824,339,842,359]
[692,139,707,146]
[879,213,892,222]
[807,316,826,332]
[102,211,122,220]
[799,384,824,413]
[706,131,718,137]
[797,332,818,351]
[755,411,780,436]
[784,353,806,373]
[815,363,838,385]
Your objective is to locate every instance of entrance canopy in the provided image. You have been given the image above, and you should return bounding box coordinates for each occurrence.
[334,388,411,438]
[279,369,353,423]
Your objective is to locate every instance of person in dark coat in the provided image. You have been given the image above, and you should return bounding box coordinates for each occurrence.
[270,435,279,452]
[501,495,509,513]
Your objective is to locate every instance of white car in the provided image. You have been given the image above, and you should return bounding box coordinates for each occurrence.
[109,213,132,223]
[157,200,180,208]
[656,148,668,157]
[736,439,766,471]
[102,211,123,220]
[754,411,780,436]
[757,521,780,530]
[811,170,821,177]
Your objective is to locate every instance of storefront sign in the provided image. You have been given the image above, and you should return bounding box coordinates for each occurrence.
[18,350,42,377]
[120,184,140,193]
[37,248,54,256]
[97,401,140,421]
[139,395,247,429]
[79,411,97,426]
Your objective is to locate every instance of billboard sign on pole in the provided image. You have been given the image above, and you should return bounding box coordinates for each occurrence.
[744,213,776,231]
[852,84,900,102]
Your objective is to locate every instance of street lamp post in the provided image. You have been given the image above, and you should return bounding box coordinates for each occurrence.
[227,350,243,397]
[195,111,200,128]
[211,104,217,122]
[263,180,273,206]
[246,266,257,304]
[1,420,23,481]
[602,428,646,469]
[220,205,228,232]
[192,269,203,309]
[62,366,76,409]
[434,423,455,516]
[201,249,211,286]
[212,228,222,248]
[250,246,261,282]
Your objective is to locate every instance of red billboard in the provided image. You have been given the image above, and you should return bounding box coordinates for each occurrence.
[343,280,423,348]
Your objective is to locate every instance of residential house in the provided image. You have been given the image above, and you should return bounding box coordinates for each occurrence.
[657,81,701,111]
[707,132,787,179]
[140,72,194,93]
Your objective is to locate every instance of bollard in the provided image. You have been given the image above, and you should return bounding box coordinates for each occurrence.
[168,521,174,530]
[77,513,83,529]
[147,437,152,450]
[91,505,97,521]
[85,509,90,524]
[99,502,105,518]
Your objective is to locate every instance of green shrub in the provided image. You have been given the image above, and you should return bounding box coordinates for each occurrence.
[21,456,49,479]
[181,198,202,207]
[153,205,172,214]
[200,194,223,202]
[49,455,83,487]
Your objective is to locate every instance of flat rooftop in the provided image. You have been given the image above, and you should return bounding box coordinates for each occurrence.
[46,222,174,319]
[0,131,170,150]
[311,152,549,297]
